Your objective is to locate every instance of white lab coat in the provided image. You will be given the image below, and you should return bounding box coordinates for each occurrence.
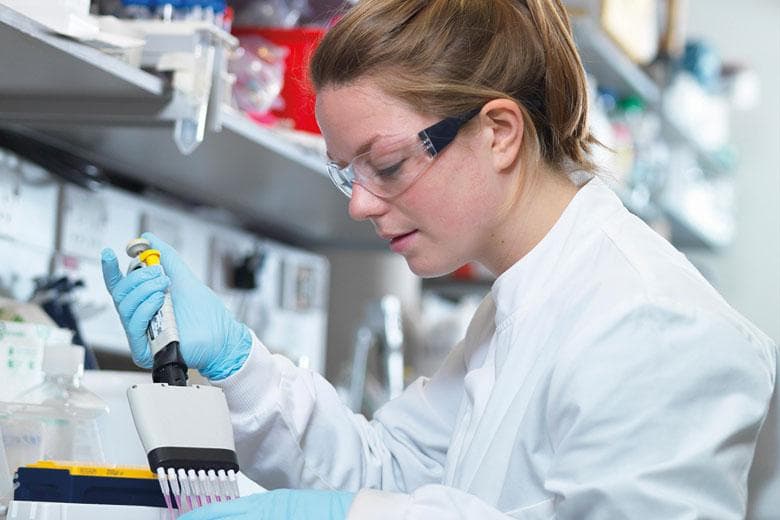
[213,177,777,519]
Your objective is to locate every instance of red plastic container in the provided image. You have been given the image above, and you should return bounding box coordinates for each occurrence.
[232,27,326,135]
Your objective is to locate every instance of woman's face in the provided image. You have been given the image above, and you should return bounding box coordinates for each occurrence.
[316,79,512,277]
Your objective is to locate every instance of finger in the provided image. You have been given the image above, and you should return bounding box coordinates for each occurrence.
[142,232,191,277]
[116,275,170,320]
[110,265,164,305]
[127,333,153,369]
[141,232,176,258]
[100,249,124,292]
[126,291,165,368]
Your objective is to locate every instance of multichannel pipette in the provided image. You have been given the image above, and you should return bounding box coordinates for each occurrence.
[124,238,241,517]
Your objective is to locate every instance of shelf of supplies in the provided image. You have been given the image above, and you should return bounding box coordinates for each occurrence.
[0,4,381,247]
[572,17,728,175]
[573,17,733,250]
[0,4,166,101]
[660,116,729,175]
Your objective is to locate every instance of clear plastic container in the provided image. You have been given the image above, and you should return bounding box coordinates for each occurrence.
[0,345,109,471]
[230,35,287,117]
[20,345,108,416]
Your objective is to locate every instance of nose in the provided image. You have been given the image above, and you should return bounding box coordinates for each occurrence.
[348,183,389,222]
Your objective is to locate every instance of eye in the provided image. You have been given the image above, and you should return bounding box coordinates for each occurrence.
[375,161,404,179]
[369,151,409,180]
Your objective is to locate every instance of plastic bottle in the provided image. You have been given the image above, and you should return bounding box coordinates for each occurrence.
[14,344,109,463]
[156,0,183,21]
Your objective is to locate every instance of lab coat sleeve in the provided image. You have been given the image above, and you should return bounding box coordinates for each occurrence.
[210,332,466,492]
[545,301,777,519]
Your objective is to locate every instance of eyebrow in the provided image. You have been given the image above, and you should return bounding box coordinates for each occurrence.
[326,134,381,165]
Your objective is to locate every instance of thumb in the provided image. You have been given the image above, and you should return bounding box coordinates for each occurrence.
[100,248,124,292]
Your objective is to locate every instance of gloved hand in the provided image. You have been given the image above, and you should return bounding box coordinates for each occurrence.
[178,489,355,520]
[101,232,252,380]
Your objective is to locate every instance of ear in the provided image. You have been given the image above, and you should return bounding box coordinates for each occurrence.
[480,99,524,172]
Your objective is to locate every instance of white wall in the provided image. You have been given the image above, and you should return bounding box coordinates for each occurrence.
[686,0,780,342]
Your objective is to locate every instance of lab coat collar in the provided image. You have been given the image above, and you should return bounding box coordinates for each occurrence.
[489,176,622,330]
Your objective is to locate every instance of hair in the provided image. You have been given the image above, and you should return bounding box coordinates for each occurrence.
[310,0,598,174]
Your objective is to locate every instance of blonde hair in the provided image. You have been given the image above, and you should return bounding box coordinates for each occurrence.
[310,0,597,173]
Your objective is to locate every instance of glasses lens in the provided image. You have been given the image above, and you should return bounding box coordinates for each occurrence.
[357,139,432,198]
[327,162,354,197]
[326,135,436,199]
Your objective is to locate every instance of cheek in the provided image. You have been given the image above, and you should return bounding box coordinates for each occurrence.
[409,159,489,238]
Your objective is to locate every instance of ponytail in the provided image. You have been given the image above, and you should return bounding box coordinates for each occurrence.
[524,0,595,169]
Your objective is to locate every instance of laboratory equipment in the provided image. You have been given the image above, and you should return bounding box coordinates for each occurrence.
[0,320,73,402]
[213,236,330,375]
[31,276,100,370]
[127,383,240,515]
[231,26,326,134]
[126,238,187,386]
[127,384,238,479]
[0,344,108,514]
[14,461,166,507]
[6,500,168,520]
[5,369,255,518]
[229,35,287,119]
[124,238,241,516]
[11,343,108,463]
[109,233,253,380]
[348,295,404,413]
[8,461,170,519]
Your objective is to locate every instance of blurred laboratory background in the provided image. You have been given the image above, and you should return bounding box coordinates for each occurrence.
[0,0,778,514]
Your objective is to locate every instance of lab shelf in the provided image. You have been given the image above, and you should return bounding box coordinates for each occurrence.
[8,111,379,246]
[659,115,729,175]
[0,4,169,119]
[0,4,381,247]
[572,17,727,175]
[572,17,732,250]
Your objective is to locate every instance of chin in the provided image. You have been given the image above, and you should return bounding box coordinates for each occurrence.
[405,257,459,279]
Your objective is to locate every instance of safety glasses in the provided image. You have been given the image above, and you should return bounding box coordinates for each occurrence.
[326,107,481,198]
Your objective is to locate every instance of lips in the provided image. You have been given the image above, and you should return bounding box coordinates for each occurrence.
[387,230,418,253]
[380,230,415,241]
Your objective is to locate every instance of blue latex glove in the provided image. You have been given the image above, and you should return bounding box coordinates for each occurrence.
[179,489,355,520]
[101,232,252,380]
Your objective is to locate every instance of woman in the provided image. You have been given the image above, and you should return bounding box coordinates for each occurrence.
[101,1,776,518]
